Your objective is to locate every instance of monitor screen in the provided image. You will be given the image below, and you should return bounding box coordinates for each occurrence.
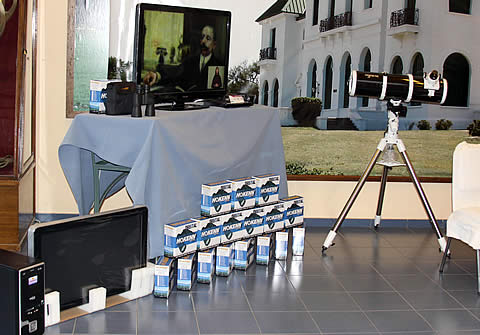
[133,4,231,103]
[28,206,148,310]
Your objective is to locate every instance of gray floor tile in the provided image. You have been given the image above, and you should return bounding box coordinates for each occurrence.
[44,319,75,334]
[400,290,463,309]
[371,260,424,275]
[137,311,198,335]
[244,260,285,276]
[242,274,296,293]
[192,291,250,311]
[384,274,443,291]
[246,291,306,311]
[336,274,394,292]
[310,311,377,333]
[419,309,480,332]
[254,311,319,334]
[454,259,477,273]
[137,292,194,311]
[196,311,260,334]
[322,261,379,275]
[107,300,137,312]
[350,291,412,311]
[450,291,480,308]
[282,260,329,276]
[366,311,432,332]
[192,272,246,292]
[299,292,360,311]
[437,274,478,291]
[74,311,137,334]
[288,275,344,292]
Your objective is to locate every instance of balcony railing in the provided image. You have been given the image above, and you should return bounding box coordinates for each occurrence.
[390,7,419,28]
[259,47,277,61]
[319,11,352,33]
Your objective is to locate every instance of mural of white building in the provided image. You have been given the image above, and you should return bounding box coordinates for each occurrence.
[256,0,480,130]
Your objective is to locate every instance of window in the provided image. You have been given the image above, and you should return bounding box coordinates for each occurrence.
[273,79,279,107]
[405,0,416,9]
[323,57,333,109]
[364,0,373,9]
[329,0,336,17]
[346,0,352,12]
[443,53,470,107]
[341,53,352,108]
[311,62,317,97]
[391,56,403,74]
[410,53,424,106]
[361,49,371,107]
[312,0,319,25]
[449,0,471,14]
[270,28,276,49]
[262,81,269,106]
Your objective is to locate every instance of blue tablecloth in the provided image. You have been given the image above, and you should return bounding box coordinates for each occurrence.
[58,106,288,258]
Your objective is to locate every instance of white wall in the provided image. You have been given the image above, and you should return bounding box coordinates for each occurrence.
[35,0,452,220]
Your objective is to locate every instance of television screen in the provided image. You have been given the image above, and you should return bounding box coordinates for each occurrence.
[133,4,231,104]
[27,206,148,311]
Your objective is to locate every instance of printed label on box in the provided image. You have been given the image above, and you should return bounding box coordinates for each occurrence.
[275,231,289,260]
[254,174,280,206]
[282,196,304,228]
[263,203,285,233]
[201,181,232,216]
[256,233,275,265]
[197,249,215,284]
[243,207,265,237]
[89,79,120,113]
[229,177,256,211]
[216,243,235,276]
[177,254,197,290]
[154,257,176,298]
[234,238,256,270]
[292,227,305,256]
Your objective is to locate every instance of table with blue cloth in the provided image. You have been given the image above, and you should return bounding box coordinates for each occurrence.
[58,106,288,258]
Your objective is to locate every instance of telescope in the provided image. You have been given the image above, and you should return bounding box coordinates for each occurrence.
[349,70,448,104]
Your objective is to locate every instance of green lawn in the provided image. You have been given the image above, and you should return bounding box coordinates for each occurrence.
[281,128,472,177]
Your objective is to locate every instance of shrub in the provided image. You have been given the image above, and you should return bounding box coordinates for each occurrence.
[417,120,431,130]
[291,97,322,127]
[291,97,322,106]
[285,161,343,176]
[435,119,453,130]
[467,120,480,137]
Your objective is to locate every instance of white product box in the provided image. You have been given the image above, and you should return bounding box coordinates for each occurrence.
[256,233,275,265]
[194,216,223,250]
[292,227,305,256]
[197,248,216,284]
[216,243,235,276]
[254,174,280,206]
[221,211,245,243]
[263,202,285,233]
[89,79,120,113]
[228,177,256,211]
[164,219,198,258]
[201,180,232,216]
[281,196,304,228]
[154,256,176,298]
[275,230,289,260]
[243,207,265,238]
[177,253,197,291]
[234,238,256,270]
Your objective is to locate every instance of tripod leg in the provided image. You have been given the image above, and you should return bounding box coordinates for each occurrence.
[439,237,452,273]
[374,166,391,229]
[322,148,383,252]
[399,149,448,253]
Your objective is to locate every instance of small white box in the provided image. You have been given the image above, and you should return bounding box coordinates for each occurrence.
[216,243,235,276]
[256,233,275,265]
[263,202,285,233]
[281,196,304,228]
[221,211,245,243]
[243,207,265,238]
[228,177,256,211]
[164,219,198,258]
[201,180,232,216]
[177,253,197,291]
[254,174,280,206]
[197,248,216,284]
[292,227,305,256]
[275,230,289,260]
[89,79,120,113]
[234,238,256,270]
[154,257,176,298]
[194,216,224,250]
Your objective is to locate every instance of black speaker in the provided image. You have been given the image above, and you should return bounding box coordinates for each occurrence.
[0,249,45,335]
[105,82,136,115]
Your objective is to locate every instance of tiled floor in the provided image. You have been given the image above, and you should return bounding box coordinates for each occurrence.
[44,224,480,335]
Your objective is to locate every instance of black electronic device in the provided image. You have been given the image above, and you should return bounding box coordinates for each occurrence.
[133,4,231,110]
[349,70,448,105]
[105,81,136,115]
[0,249,45,335]
[28,206,148,311]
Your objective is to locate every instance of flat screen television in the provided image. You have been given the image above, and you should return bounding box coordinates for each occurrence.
[133,4,231,110]
[27,206,148,311]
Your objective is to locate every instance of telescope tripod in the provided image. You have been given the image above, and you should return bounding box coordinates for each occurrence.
[321,100,448,254]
